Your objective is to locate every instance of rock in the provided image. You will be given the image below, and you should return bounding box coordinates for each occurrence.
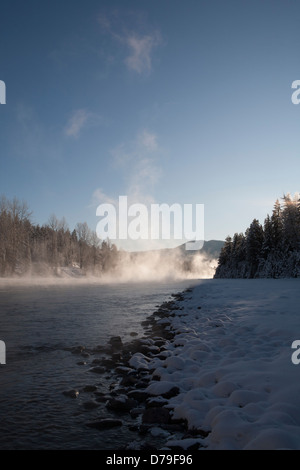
[127,390,150,402]
[142,407,171,425]
[134,378,149,389]
[162,386,180,399]
[95,394,111,403]
[120,374,138,386]
[86,418,123,429]
[109,336,123,351]
[71,345,86,355]
[63,389,79,399]
[111,353,122,363]
[149,427,171,438]
[115,366,134,376]
[88,366,106,374]
[130,332,138,337]
[145,397,168,408]
[130,407,145,418]
[101,358,115,368]
[106,395,138,412]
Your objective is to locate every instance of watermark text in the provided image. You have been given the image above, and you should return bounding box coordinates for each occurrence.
[291,80,300,105]
[0,80,6,104]
[0,340,6,364]
[96,196,204,250]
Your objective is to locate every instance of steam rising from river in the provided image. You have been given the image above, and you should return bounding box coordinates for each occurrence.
[105,250,217,283]
[0,249,217,286]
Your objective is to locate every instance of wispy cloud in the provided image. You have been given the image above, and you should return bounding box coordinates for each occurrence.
[92,129,164,250]
[92,129,163,212]
[97,12,161,75]
[111,129,162,202]
[64,109,89,138]
[92,188,117,206]
[64,109,103,138]
[125,32,161,74]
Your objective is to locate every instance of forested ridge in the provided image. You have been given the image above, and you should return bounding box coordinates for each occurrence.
[0,195,217,279]
[214,193,300,279]
[0,195,119,277]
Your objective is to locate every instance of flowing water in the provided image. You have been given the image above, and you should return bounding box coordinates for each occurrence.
[0,279,198,449]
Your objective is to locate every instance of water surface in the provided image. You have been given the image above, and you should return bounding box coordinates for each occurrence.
[0,279,198,449]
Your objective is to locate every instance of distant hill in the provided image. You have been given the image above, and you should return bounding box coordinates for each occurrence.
[130,240,224,260]
[176,240,224,259]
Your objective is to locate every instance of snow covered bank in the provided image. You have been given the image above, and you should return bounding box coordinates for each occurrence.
[136,279,300,450]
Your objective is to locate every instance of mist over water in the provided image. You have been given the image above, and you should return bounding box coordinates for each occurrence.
[113,250,217,282]
[0,249,217,286]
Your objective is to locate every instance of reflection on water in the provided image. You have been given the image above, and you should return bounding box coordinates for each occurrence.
[0,279,198,449]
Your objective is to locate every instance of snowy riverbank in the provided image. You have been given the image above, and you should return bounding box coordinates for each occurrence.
[128,278,300,450]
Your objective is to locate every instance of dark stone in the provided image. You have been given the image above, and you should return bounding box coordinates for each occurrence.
[128,424,140,432]
[140,443,159,451]
[71,345,86,355]
[95,395,111,403]
[142,407,171,424]
[101,358,115,368]
[184,428,210,438]
[115,366,133,376]
[82,400,99,410]
[89,366,106,374]
[135,379,149,389]
[168,442,201,451]
[145,398,168,408]
[120,375,138,386]
[109,336,123,351]
[86,418,122,429]
[111,352,122,363]
[162,386,180,399]
[127,390,150,402]
[106,395,138,412]
[63,389,79,398]
[130,407,145,418]
[151,374,161,381]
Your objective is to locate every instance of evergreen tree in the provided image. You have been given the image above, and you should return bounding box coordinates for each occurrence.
[246,219,264,277]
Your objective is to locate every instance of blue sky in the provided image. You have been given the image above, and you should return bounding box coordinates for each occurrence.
[1,0,300,249]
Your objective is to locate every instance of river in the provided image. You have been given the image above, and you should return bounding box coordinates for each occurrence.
[0,278,198,450]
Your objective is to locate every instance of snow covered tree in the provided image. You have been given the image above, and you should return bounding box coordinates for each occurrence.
[246,219,264,277]
[282,193,300,252]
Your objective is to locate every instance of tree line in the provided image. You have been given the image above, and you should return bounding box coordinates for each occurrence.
[0,196,119,277]
[214,193,300,279]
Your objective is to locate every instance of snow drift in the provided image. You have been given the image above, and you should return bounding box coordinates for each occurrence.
[131,278,300,450]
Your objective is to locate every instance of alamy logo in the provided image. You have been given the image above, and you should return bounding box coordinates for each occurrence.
[0,340,6,364]
[291,80,300,105]
[0,80,6,104]
[96,196,204,250]
[291,340,300,365]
